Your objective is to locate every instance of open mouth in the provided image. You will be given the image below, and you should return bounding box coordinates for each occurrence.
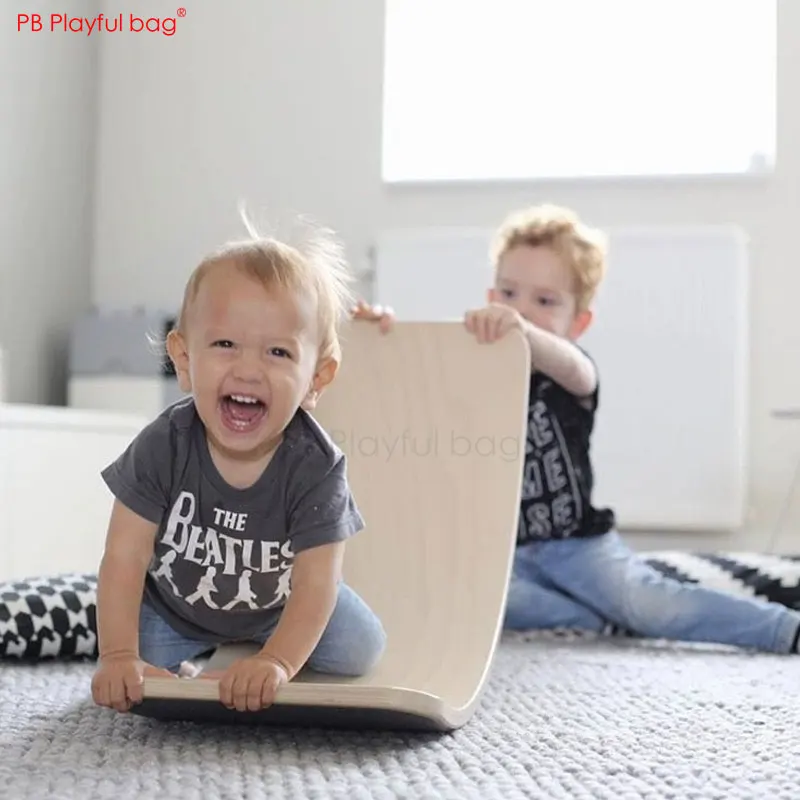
[220,393,267,433]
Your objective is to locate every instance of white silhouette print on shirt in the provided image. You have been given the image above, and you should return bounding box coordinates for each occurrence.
[184,566,220,609]
[263,565,293,609]
[151,549,180,596]
[153,491,296,612]
[222,570,260,610]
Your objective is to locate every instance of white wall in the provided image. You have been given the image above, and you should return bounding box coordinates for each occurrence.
[91,0,800,553]
[0,0,99,404]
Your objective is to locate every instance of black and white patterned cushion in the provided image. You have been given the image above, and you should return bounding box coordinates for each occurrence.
[0,574,98,659]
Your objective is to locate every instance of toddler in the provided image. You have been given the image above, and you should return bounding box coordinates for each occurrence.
[355,204,800,654]
[91,218,387,715]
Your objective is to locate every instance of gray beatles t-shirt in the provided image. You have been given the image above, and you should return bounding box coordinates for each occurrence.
[101,397,364,643]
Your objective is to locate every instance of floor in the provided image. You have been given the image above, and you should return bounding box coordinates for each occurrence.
[1,631,798,799]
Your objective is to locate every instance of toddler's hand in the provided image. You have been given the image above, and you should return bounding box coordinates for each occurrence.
[351,299,395,334]
[218,653,289,712]
[464,303,524,344]
[91,653,176,712]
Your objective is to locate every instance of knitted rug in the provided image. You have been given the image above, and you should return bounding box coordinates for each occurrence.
[1,631,798,800]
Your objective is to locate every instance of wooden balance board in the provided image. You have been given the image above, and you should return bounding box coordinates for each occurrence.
[133,321,531,731]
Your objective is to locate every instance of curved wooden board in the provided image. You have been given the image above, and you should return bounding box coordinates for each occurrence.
[136,321,530,731]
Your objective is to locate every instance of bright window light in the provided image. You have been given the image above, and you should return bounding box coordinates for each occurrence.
[381,0,777,182]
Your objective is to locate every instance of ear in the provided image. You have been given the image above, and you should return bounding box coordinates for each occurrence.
[166,329,192,393]
[568,309,593,339]
[301,356,339,411]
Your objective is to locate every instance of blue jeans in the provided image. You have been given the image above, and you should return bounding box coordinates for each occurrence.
[139,581,387,675]
[504,531,800,653]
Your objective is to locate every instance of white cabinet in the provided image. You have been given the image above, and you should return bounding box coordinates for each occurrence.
[0,404,149,582]
[68,375,184,420]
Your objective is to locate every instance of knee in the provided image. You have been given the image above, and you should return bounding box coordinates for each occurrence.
[356,634,388,676]
[338,616,388,677]
[620,576,684,636]
[310,609,388,677]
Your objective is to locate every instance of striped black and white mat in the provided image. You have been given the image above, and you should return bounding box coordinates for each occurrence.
[642,550,800,610]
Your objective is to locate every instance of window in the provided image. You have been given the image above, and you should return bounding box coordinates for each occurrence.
[381,0,777,183]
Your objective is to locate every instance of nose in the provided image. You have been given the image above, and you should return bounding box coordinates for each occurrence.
[231,348,264,384]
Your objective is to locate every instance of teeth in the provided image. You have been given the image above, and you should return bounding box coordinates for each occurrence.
[230,394,259,404]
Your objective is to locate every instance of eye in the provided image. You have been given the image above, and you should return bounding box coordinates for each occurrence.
[212,340,235,348]
[499,288,515,299]
[537,295,558,307]
[268,347,293,359]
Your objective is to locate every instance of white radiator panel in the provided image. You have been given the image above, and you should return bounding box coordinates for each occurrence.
[373,225,749,532]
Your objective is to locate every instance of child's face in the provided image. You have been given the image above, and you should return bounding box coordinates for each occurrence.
[168,263,334,462]
[489,244,591,339]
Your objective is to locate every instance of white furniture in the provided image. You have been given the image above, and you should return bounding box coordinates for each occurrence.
[66,307,185,420]
[0,403,149,582]
[68,374,184,420]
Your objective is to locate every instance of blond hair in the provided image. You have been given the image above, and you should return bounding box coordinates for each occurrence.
[490,204,608,312]
[174,208,356,364]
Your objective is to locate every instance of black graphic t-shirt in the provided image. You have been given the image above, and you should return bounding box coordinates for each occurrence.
[517,360,615,544]
[101,398,364,643]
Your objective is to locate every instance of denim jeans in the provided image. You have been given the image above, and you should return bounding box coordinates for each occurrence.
[139,581,387,674]
[504,530,800,653]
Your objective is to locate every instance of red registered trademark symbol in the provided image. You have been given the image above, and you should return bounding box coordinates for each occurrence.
[177,7,186,17]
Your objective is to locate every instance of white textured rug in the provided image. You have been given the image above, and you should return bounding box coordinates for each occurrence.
[1,632,798,799]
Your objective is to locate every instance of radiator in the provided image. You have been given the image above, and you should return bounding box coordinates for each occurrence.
[372,225,749,532]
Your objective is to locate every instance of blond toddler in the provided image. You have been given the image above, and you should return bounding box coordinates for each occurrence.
[92,219,386,714]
